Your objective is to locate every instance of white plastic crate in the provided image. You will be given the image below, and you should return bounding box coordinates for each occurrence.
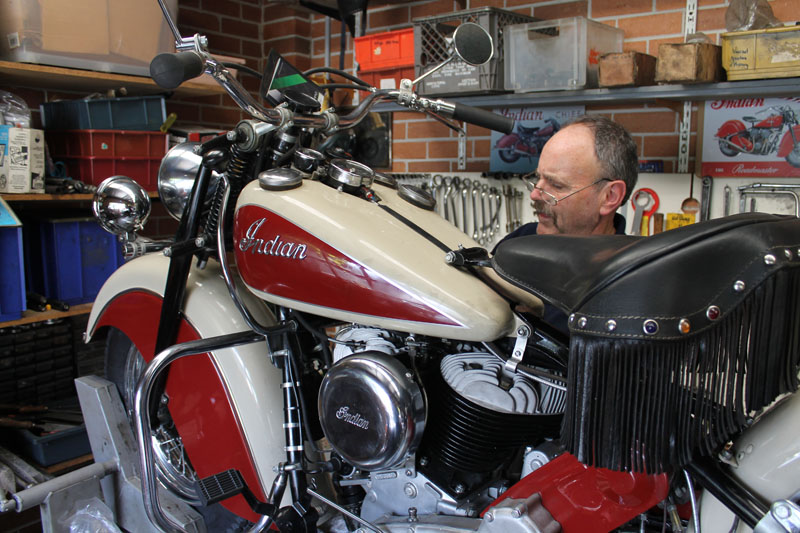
[504,17,624,92]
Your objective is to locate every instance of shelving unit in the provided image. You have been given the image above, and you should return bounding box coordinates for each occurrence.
[1,303,93,329]
[0,60,224,97]
[374,77,800,111]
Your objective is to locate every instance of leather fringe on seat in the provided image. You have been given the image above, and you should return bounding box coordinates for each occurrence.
[562,268,800,474]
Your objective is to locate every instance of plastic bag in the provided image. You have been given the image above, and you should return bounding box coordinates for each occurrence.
[725,0,782,32]
[0,90,31,128]
[67,497,122,533]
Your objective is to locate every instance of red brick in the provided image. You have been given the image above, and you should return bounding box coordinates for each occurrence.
[429,140,459,158]
[367,6,410,29]
[394,112,420,122]
[311,20,327,38]
[465,160,490,172]
[222,18,260,40]
[591,0,644,18]
[206,32,244,56]
[697,6,727,33]
[392,120,406,140]
[534,1,588,20]
[201,105,245,127]
[393,141,429,159]
[622,41,648,54]
[473,139,491,158]
[203,0,240,18]
[467,123,491,137]
[262,3,303,20]
[642,134,680,158]
[614,111,678,134]
[266,36,311,56]
[617,12,683,39]
[242,4,260,22]
[649,36,685,56]
[180,0,200,7]
[656,0,725,10]
[769,0,799,22]
[505,0,549,6]
[391,161,407,172]
[407,119,454,139]
[410,0,456,20]
[408,161,451,172]
[165,101,202,123]
[179,9,221,32]
[242,39,261,59]
[173,93,224,106]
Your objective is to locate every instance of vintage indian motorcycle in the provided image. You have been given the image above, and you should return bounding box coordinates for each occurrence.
[79,3,800,533]
[715,104,800,167]
[494,118,560,163]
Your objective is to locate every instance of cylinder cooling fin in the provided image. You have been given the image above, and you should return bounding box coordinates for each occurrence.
[421,353,562,480]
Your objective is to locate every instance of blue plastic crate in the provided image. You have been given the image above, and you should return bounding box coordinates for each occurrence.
[30,219,123,306]
[0,226,25,322]
[40,96,167,131]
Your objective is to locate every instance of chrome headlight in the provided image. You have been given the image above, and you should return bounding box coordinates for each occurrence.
[93,176,151,235]
[157,142,221,221]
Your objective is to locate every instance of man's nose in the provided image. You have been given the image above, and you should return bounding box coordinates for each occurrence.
[529,184,543,202]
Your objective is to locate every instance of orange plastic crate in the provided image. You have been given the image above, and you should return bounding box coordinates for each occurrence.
[359,66,416,90]
[354,27,415,72]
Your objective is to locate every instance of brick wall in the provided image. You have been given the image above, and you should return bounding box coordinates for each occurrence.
[304,0,795,174]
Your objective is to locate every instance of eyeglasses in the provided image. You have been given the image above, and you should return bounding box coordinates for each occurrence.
[524,173,611,206]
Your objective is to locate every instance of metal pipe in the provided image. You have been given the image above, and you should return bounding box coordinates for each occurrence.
[7,460,117,513]
[135,331,268,533]
[685,457,768,529]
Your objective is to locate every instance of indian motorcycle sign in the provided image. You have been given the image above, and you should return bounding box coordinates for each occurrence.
[701,97,800,178]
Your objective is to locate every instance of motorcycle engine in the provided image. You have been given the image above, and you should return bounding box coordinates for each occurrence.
[318,329,425,471]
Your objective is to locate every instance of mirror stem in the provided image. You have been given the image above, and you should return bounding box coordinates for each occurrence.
[412,56,455,86]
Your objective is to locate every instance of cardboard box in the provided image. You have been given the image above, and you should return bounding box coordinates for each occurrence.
[722,26,800,81]
[599,51,657,87]
[0,0,177,76]
[655,43,723,84]
[0,127,45,194]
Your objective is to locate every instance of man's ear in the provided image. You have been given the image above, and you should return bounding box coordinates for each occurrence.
[599,180,626,215]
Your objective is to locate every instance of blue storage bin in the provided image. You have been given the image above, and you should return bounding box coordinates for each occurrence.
[30,218,123,305]
[0,226,26,322]
[40,96,167,131]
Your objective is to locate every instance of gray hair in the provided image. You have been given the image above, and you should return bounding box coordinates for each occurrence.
[566,115,639,205]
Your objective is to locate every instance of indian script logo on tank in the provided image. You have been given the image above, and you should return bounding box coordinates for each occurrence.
[336,406,370,430]
[238,217,308,260]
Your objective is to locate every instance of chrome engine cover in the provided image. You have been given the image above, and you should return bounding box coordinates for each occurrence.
[318,351,425,471]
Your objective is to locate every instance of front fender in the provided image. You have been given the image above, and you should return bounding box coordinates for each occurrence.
[715,119,746,139]
[87,253,283,522]
[777,125,800,157]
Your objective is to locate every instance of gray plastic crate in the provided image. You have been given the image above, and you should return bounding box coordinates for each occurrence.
[40,96,167,131]
[413,7,539,96]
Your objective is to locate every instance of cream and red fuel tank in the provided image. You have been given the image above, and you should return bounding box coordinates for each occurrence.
[233,178,514,341]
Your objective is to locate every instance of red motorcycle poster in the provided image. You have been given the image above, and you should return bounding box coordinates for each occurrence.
[702,97,800,178]
[490,106,584,173]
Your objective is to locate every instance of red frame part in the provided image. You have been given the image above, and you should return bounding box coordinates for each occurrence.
[94,290,265,522]
[484,453,669,532]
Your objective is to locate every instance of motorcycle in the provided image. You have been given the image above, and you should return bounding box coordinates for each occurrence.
[71,2,800,532]
[494,118,560,163]
[715,104,800,167]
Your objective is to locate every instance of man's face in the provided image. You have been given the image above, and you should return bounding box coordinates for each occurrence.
[531,125,607,236]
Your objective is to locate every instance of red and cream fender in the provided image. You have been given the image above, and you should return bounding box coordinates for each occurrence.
[85,253,283,522]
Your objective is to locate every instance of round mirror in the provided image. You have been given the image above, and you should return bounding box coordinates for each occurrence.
[452,22,494,66]
[158,142,221,221]
[93,176,151,235]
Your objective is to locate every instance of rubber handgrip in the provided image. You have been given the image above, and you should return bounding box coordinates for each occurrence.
[150,52,205,90]
[452,103,514,134]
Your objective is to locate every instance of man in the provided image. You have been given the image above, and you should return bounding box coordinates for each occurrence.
[493,115,639,333]
[502,114,638,239]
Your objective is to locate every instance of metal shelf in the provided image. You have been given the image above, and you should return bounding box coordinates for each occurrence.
[374,77,800,111]
[0,60,225,98]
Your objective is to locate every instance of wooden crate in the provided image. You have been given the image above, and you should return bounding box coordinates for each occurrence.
[722,26,800,81]
[598,51,657,87]
[655,42,722,84]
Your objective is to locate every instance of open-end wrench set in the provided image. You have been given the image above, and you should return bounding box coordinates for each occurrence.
[389,172,532,248]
